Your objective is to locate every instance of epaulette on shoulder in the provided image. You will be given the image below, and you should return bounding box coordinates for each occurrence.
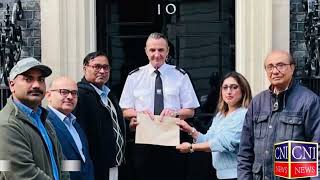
[175,66,186,75]
[128,68,140,75]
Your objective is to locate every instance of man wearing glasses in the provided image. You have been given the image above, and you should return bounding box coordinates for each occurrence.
[46,76,94,180]
[238,50,320,179]
[0,57,69,179]
[73,51,126,180]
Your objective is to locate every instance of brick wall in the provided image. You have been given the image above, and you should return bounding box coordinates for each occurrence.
[290,0,320,95]
[0,0,41,61]
[290,0,307,77]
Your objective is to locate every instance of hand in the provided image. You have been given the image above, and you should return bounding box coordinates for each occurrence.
[176,119,193,133]
[159,108,178,121]
[129,117,139,130]
[176,142,192,153]
[141,110,155,120]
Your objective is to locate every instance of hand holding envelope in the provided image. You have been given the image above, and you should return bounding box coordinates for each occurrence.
[135,112,180,146]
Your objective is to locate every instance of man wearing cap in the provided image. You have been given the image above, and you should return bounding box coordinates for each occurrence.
[0,57,69,180]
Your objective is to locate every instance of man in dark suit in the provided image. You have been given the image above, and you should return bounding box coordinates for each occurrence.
[46,76,94,180]
[73,51,126,180]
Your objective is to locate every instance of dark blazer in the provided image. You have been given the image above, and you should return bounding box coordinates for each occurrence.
[47,107,95,180]
[73,78,126,180]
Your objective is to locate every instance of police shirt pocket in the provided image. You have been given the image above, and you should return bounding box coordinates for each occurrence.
[279,116,303,140]
[163,88,179,107]
[252,163,263,180]
[254,115,269,139]
[164,88,178,96]
[133,89,151,106]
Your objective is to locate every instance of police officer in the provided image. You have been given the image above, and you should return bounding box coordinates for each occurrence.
[119,32,200,180]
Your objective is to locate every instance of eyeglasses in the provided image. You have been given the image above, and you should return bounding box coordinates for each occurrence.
[86,64,111,72]
[222,84,239,91]
[265,63,292,72]
[51,89,78,97]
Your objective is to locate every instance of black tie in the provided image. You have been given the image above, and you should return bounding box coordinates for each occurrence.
[154,70,164,115]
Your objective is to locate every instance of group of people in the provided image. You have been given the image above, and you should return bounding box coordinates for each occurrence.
[0,32,319,180]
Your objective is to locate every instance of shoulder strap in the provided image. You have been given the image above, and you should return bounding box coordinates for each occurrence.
[175,66,186,75]
[128,68,140,75]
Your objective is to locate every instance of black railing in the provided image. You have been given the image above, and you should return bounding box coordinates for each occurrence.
[301,0,320,95]
[0,85,10,108]
[297,77,320,95]
[0,1,23,109]
[0,1,23,86]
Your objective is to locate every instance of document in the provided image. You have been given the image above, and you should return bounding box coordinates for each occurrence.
[135,113,180,146]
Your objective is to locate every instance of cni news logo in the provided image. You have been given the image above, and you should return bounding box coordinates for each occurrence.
[274,141,318,179]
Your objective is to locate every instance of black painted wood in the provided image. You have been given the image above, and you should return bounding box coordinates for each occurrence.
[96,1,235,179]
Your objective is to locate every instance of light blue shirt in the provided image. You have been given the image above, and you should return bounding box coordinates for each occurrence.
[13,100,59,180]
[196,107,247,179]
[90,84,110,106]
[48,106,86,162]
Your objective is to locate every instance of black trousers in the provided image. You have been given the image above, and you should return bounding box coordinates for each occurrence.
[133,144,187,180]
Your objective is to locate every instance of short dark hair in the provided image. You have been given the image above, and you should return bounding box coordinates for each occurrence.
[83,51,108,66]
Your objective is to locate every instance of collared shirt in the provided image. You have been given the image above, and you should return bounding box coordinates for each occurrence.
[13,100,59,180]
[91,83,124,167]
[48,106,86,162]
[90,84,110,107]
[119,63,200,112]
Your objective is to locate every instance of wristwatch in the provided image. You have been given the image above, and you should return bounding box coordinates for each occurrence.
[189,143,194,153]
[173,110,180,117]
[188,127,196,136]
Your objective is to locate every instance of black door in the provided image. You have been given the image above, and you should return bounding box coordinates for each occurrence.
[97,0,235,104]
[97,0,234,179]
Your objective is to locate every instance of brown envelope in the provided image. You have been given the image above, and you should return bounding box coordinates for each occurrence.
[135,113,180,146]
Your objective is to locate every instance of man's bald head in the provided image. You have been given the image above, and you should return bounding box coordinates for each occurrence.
[49,76,77,90]
[47,76,78,115]
[264,50,294,66]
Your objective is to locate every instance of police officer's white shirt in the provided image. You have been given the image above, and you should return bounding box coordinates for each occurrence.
[119,63,200,112]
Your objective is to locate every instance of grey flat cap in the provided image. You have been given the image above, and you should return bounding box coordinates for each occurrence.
[9,57,52,80]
